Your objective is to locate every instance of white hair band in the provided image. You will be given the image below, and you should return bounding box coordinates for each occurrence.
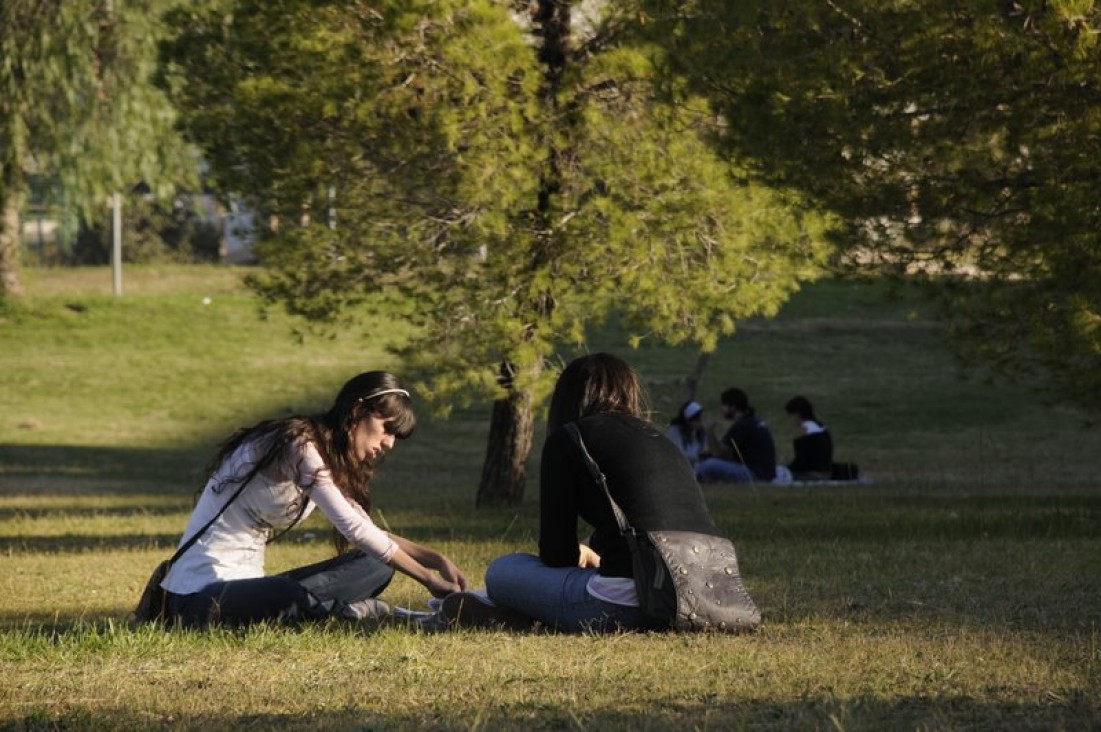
[362,388,410,401]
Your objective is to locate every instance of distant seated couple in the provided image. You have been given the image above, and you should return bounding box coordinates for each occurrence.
[151,353,754,633]
[666,388,835,484]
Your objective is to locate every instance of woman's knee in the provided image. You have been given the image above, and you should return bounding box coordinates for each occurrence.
[485,553,539,594]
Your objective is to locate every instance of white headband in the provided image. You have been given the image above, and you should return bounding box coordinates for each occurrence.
[361,388,410,401]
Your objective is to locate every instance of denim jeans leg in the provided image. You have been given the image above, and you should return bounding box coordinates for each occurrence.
[282,550,395,605]
[696,457,755,483]
[485,553,644,633]
[169,576,315,627]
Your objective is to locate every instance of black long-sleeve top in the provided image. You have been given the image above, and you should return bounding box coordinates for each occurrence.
[789,430,834,475]
[539,413,720,578]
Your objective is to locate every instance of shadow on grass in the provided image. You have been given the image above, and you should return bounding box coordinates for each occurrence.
[0,610,409,635]
[0,525,344,554]
[0,532,184,554]
[0,526,517,555]
[0,444,208,493]
[733,509,1101,542]
[0,504,191,520]
[6,694,1099,730]
[706,491,1101,543]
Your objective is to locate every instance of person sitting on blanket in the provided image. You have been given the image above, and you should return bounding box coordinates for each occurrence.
[664,400,708,466]
[784,395,835,481]
[695,387,777,484]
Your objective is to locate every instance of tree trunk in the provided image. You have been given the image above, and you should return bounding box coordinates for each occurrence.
[0,182,25,299]
[474,1,572,508]
[0,200,24,297]
[685,350,711,402]
[476,384,536,507]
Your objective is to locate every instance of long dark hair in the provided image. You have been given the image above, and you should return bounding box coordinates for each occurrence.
[547,353,649,434]
[205,371,415,551]
[784,395,818,423]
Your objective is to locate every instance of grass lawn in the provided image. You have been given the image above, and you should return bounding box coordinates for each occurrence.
[1,265,1098,730]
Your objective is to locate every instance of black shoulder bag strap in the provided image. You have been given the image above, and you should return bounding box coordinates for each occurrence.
[564,424,761,634]
[165,474,253,567]
[564,421,676,630]
[169,450,315,566]
[563,422,635,538]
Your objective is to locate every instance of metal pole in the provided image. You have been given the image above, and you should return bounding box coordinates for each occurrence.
[111,192,122,296]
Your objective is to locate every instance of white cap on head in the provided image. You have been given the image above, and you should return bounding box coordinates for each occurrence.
[683,401,703,420]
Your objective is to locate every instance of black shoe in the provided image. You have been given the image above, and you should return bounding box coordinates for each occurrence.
[439,592,532,631]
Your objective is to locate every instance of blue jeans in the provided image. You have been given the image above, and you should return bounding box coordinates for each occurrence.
[696,457,756,483]
[166,551,393,627]
[485,553,645,633]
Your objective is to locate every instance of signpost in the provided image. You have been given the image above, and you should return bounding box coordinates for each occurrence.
[111,192,122,296]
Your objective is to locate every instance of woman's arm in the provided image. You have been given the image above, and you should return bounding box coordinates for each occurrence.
[538,428,584,567]
[298,441,468,597]
[388,533,468,597]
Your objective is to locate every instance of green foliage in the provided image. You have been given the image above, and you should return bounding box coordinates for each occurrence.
[639,0,1101,407]
[161,0,831,416]
[0,0,197,295]
[1,0,194,207]
[163,0,550,402]
[70,193,222,265]
[567,43,832,351]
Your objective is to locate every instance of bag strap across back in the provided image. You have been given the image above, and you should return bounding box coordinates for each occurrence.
[164,474,253,567]
[563,422,635,539]
[167,448,313,567]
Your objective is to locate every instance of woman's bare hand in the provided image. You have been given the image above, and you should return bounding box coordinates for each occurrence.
[578,543,601,568]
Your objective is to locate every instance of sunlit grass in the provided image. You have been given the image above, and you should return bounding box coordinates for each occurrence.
[0,265,1098,729]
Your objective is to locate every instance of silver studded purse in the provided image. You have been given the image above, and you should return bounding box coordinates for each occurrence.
[565,423,761,633]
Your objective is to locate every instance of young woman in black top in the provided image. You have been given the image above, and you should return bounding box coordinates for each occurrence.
[469,353,725,632]
[784,395,834,479]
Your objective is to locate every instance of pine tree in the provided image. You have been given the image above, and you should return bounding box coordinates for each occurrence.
[641,0,1101,407]
[162,0,831,504]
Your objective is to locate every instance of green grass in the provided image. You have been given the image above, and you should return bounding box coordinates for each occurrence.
[1,265,1098,730]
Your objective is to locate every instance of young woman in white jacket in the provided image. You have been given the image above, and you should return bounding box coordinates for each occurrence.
[161,371,467,626]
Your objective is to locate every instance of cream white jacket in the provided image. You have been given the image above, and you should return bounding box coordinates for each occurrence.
[162,437,395,595]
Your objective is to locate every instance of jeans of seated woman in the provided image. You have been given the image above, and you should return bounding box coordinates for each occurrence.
[485,553,646,633]
[165,550,394,627]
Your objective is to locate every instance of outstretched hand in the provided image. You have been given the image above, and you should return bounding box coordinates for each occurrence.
[386,534,470,598]
[436,555,469,592]
[425,574,462,599]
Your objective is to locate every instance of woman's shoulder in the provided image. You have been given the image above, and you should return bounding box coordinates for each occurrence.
[579,412,663,439]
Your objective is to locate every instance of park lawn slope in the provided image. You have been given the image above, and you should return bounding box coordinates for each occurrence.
[0,265,1098,730]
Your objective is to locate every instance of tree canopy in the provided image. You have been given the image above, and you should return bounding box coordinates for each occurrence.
[0,0,194,297]
[640,0,1101,407]
[161,0,831,503]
